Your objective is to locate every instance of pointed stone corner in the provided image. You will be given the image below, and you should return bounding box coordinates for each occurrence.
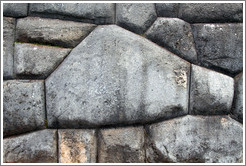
[146,115,243,163]
[145,17,197,64]
[190,65,234,115]
[46,25,190,128]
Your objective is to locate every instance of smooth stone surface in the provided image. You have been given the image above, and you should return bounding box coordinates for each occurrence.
[178,3,243,23]
[3,129,57,163]
[14,43,71,78]
[146,115,243,163]
[3,80,45,137]
[155,3,179,17]
[98,126,145,163]
[145,18,197,63]
[3,17,15,79]
[116,3,157,34]
[3,3,28,17]
[190,65,234,115]
[192,23,243,76]
[16,17,97,48]
[29,3,115,24]
[46,25,190,128]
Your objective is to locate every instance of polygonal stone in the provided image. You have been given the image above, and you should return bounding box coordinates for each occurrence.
[29,3,115,24]
[46,25,190,128]
[16,17,96,48]
[190,65,234,115]
[3,3,28,17]
[178,3,243,23]
[145,18,197,63]
[146,115,243,163]
[192,23,243,76]
[58,129,97,163]
[155,3,179,17]
[3,80,45,137]
[116,3,157,34]
[14,43,71,79]
[3,129,57,163]
[98,126,145,163]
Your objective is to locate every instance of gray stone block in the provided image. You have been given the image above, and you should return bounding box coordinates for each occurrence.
[16,17,96,48]
[3,129,57,163]
[116,3,157,34]
[190,65,234,115]
[3,3,28,17]
[145,18,197,63]
[155,3,179,17]
[146,115,243,163]
[46,25,190,128]
[3,80,45,137]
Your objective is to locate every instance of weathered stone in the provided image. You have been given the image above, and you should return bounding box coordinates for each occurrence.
[178,3,243,23]
[29,3,115,24]
[98,126,145,163]
[145,18,197,63]
[3,80,45,137]
[46,25,190,128]
[190,65,234,115]
[58,129,96,163]
[146,115,243,163]
[3,129,57,163]
[16,17,97,48]
[3,17,15,79]
[155,3,179,17]
[116,3,157,34]
[14,43,71,78]
[3,3,28,17]
[192,23,243,76]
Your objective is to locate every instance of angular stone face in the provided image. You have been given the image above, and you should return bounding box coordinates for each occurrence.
[146,115,243,163]
[58,129,97,163]
[16,17,97,48]
[190,65,234,115]
[98,126,145,163]
[14,43,71,78]
[155,3,179,17]
[46,25,190,128]
[3,80,45,137]
[192,23,243,76]
[116,3,157,34]
[29,3,115,24]
[3,3,28,17]
[146,18,197,63]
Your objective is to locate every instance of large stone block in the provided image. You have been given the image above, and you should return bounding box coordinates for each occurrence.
[3,3,28,17]
[155,3,179,17]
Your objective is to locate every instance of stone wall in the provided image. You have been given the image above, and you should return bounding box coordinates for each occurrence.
[2,3,244,163]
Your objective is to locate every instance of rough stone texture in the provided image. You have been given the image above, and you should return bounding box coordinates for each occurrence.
[3,3,28,17]
[3,129,57,163]
[190,65,234,115]
[116,3,157,34]
[145,18,197,63]
[3,17,15,79]
[178,3,243,23]
[46,25,190,128]
[58,129,97,163]
[155,3,179,17]
[16,17,97,48]
[146,115,243,163]
[29,3,115,24]
[3,80,45,137]
[98,126,145,163]
[14,43,71,79]
[231,73,243,123]
[192,23,243,76]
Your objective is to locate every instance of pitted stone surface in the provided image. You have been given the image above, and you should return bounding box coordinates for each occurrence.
[3,129,57,163]
[3,3,28,17]
[190,65,234,115]
[98,126,145,163]
[116,3,157,34]
[29,3,115,24]
[146,18,197,63]
[16,17,97,48]
[14,43,71,78]
[155,3,179,17]
[146,115,243,163]
[192,23,243,76]
[46,25,190,128]
[3,80,45,137]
